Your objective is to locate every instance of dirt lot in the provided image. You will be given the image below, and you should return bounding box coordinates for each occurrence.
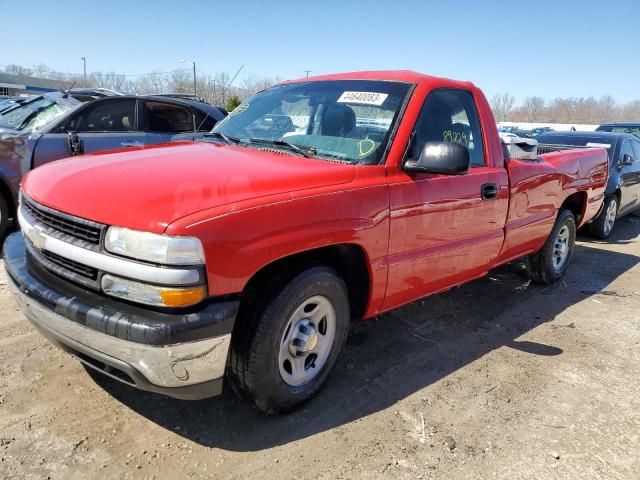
[1,217,639,480]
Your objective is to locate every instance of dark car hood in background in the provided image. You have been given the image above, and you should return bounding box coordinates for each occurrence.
[0,126,22,136]
[0,130,38,174]
[22,141,357,233]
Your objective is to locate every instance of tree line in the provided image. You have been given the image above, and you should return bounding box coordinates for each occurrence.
[3,63,281,112]
[7,63,638,124]
[490,92,640,125]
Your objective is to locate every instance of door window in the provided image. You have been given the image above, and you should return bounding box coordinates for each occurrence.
[144,101,194,133]
[630,140,640,161]
[409,89,485,167]
[61,99,136,132]
[194,109,217,131]
[620,140,634,165]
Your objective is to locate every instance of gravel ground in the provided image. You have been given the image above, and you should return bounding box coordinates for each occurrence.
[1,217,639,480]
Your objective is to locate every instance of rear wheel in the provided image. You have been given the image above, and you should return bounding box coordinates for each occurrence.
[229,267,350,414]
[631,206,640,217]
[588,195,618,239]
[0,194,10,240]
[526,209,576,284]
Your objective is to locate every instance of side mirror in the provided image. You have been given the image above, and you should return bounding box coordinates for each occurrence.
[621,154,633,166]
[67,131,84,156]
[404,141,470,175]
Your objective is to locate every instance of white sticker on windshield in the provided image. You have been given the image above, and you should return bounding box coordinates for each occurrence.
[586,142,611,148]
[337,91,388,106]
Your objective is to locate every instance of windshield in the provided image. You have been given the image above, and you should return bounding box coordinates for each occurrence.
[0,97,73,132]
[211,80,412,164]
[598,125,640,139]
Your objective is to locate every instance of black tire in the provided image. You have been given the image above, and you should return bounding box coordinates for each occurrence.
[229,267,350,414]
[631,207,640,217]
[588,195,618,239]
[0,194,10,241]
[526,209,576,285]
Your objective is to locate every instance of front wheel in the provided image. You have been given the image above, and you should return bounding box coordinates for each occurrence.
[229,267,350,414]
[526,209,576,284]
[588,195,618,239]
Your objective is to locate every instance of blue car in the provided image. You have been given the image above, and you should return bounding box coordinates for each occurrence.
[537,131,640,238]
[0,92,226,237]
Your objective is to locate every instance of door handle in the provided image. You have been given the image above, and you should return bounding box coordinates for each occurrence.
[121,141,143,147]
[481,183,499,200]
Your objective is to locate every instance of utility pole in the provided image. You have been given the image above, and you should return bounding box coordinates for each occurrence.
[180,60,197,97]
[192,61,196,97]
[81,57,87,87]
[304,70,312,78]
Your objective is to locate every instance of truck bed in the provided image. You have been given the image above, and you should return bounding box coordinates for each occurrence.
[497,146,608,264]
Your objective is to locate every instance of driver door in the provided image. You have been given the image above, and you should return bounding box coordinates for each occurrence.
[383,88,508,308]
[32,98,144,169]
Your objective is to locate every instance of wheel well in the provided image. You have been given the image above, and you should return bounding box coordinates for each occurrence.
[560,192,587,224]
[238,244,371,323]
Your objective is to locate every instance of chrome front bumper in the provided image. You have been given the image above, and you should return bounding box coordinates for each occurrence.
[4,232,238,400]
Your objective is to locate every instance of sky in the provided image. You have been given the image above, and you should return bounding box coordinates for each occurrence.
[2,0,639,105]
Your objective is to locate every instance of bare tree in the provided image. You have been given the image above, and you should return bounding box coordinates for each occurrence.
[167,70,193,94]
[89,71,129,91]
[520,96,545,122]
[490,93,516,122]
[621,100,640,122]
[213,72,232,104]
[595,95,616,123]
[4,64,34,77]
[131,70,168,94]
[32,63,53,78]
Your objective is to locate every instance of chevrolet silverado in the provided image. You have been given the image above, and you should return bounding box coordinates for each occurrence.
[4,71,608,414]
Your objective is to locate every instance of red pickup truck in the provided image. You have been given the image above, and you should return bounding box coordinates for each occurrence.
[4,71,607,414]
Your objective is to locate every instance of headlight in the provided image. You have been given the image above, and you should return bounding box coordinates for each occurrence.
[105,227,205,265]
[102,274,206,308]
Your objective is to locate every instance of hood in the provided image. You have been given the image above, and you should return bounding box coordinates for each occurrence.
[0,131,35,179]
[0,126,21,136]
[22,141,357,233]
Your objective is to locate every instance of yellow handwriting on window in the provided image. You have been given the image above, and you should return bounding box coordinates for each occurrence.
[442,130,469,146]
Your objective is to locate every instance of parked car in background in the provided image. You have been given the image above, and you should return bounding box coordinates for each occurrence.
[4,70,607,414]
[0,94,226,238]
[597,123,640,140]
[498,126,533,138]
[0,89,122,237]
[512,128,532,138]
[530,127,554,137]
[537,131,640,238]
[0,89,118,134]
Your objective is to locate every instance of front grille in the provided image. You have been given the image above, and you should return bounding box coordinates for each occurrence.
[41,250,98,280]
[23,198,104,245]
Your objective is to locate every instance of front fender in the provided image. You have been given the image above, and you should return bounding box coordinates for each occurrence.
[166,176,390,305]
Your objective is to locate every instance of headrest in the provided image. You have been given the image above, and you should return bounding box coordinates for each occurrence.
[322,104,356,137]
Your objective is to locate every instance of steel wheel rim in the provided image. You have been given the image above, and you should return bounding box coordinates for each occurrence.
[278,295,336,387]
[552,225,571,272]
[604,199,617,235]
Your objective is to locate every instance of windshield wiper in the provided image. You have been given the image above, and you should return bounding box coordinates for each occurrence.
[203,131,240,144]
[17,105,51,130]
[249,138,316,158]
